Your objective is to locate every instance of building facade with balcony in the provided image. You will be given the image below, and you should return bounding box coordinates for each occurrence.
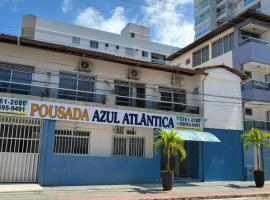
[194,0,270,40]
[0,33,244,185]
[21,15,178,65]
[169,10,270,180]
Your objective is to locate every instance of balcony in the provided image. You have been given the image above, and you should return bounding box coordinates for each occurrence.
[194,1,210,15]
[244,120,270,132]
[242,80,270,102]
[115,96,200,114]
[234,38,270,71]
[0,79,200,115]
[239,37,270,47]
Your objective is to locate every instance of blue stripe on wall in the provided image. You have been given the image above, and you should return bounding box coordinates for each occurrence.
[203,128,244,181]
[38,120,160,186]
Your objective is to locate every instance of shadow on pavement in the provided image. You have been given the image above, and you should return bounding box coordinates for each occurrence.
[225,184,257,189]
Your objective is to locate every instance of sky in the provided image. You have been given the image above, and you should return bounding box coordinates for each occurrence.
[0,0,195,48]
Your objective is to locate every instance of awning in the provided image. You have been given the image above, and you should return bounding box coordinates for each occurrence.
[162,129,221,142]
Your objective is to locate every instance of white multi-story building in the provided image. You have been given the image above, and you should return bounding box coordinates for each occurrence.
[21,15,179,64]
[194,0,270,40]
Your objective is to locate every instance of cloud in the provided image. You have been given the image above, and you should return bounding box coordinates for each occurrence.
[73,0,194,47]
[61,0,73,13]
[74,7,128,34]
[141,0,194,47]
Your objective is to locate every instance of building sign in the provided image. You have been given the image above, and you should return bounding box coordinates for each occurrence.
[0,97,203,130]
[176,116,203,131]
[0,97,28,116]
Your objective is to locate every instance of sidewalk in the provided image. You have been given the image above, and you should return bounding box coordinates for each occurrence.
[0,181,270,200]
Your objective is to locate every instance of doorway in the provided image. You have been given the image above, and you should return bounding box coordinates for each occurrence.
[174,141,200,180]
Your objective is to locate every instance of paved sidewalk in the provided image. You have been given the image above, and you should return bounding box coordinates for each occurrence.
[0,181,270,200]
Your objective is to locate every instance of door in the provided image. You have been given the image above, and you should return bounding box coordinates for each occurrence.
[174,141,199,180]
[266,111,270,130]
[0,116,43,182]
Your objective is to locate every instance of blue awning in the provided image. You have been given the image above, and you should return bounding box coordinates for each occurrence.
[162,129,221,142]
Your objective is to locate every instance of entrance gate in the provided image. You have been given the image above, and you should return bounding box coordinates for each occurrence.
[0,116,43,182]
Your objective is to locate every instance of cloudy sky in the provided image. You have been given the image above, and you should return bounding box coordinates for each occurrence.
[0,0,194,47]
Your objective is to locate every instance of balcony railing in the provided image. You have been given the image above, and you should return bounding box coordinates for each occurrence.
[0,79,200,115]
[115,96,199,114]
[194,0,210,14]
[239,37,270,47]
[244,120,270,132]
[242,79,270,91]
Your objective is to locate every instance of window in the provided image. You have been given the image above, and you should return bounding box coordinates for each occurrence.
[130,32,135,38]
[72,36,80,44]
[54,129,91,155]
[112,127,145,157]
[192,46,209,67]
[142,51,148,57]
[185,58,190,65]
[245,108,252,116]
[125,48,134,56]
[114,81,145,108]
[105,43,109,48]
[216,4,226,17]
[241,30,260,41]
[159,87,186,112]
[212,33,234,58]
[244,71,252,79]
[0,62,33,95]
[90,40,99,48]
[116,45,120,50]
[58,72,95,102]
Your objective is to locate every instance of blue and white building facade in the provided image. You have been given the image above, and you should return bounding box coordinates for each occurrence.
[0,24,245,186]
[170,10,270,180]
[194,0,270,40]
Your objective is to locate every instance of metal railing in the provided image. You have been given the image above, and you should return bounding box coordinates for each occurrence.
[239,37,270,47]
[242,79,270,91]
[244,120,270,132]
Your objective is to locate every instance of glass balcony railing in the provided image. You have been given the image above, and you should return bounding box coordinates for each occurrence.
[0,79,200,115]
[115,95,200,114]
[239,37,270,47]
[244,0,254,6]
[195,12,210,25]
[244,120,270,132]
[194,0,210,14]
[242,80,270,91]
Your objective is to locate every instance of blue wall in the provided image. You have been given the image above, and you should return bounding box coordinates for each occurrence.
[203,128,244,181]
[38,120,160,186]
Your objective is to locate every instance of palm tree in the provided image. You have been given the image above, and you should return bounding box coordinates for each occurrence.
[241,128,270,187]
[154,129,187,190]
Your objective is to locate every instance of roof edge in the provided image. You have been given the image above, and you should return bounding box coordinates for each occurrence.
[0,34,206,76]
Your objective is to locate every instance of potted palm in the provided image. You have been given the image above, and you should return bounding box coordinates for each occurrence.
[154,129,187,191]
[241,128,270,187]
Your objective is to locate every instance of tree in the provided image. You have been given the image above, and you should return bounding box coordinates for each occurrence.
[241,128,270,171]
[154,129,187,171]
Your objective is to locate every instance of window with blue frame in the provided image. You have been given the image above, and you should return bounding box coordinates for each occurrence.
[0,62,33,95]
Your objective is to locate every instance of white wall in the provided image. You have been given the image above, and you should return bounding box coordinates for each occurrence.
[55,121,153,158]
[171,28,234,69]
[203,68,243,130]
[0,42,201,114]
[22,15,178,62]
[244,103,270,121]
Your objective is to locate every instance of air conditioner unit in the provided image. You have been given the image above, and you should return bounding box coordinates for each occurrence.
[128,68,141,80]
[78,60,93,72]
[171,74,184,86]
